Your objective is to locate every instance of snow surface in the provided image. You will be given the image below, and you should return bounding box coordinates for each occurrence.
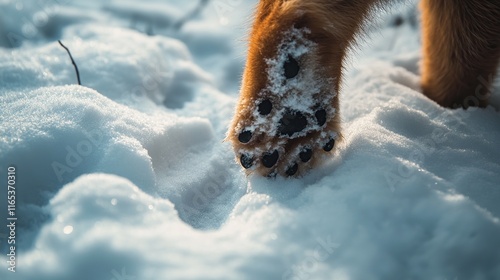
[1,1,500,279]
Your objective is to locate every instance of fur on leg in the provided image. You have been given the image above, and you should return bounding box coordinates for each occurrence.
[420,0,500,108]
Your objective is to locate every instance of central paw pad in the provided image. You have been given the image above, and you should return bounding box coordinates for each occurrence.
[278,110,308,137]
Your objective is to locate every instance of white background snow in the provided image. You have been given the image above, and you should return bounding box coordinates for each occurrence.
[1,0,500,279]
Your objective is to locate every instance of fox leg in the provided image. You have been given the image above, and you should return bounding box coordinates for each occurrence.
[420,0,500,108]
[227,0,380,177]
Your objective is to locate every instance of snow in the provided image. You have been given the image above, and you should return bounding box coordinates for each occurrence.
[1,1,500,279]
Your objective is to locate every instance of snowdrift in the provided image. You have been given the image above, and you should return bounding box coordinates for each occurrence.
[1,1,500,279]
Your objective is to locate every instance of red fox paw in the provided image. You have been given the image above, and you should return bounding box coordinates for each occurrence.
[232,100,339,177]
[228,27,341,177]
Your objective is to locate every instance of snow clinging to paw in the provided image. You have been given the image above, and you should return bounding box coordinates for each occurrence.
[230,26,340,177]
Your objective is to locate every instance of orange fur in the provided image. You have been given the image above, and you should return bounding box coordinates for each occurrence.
[420,0,500,108]
[228,0,500,177]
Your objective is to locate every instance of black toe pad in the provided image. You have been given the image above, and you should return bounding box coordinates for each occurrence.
[238,130,252,143]
[240,154,254,169]
[315,109,327,126]
[286,163,298,176]
[258,99,273,115]
[299,148,313,162]
[262,150,279,168]
[323,138,335,152]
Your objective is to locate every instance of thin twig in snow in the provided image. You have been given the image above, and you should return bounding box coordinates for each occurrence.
[173,0,209,30]
[58,40,81,85]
